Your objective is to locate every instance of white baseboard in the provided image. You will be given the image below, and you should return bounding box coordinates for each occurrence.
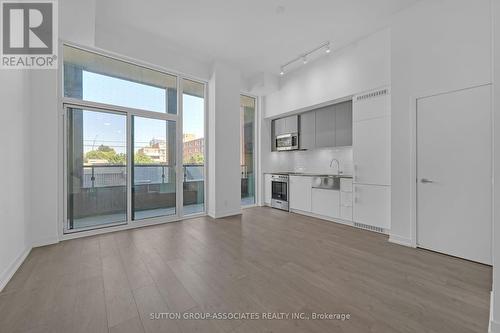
[31,236,59,248]
[208,209,242,219]
[388,234,414,247]
[491,320,500,333]
[0,246,31,292]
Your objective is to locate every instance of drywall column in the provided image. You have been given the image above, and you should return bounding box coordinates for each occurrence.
[207,63,242,218]
[29,0,98,247]
[0,71,32,290]
[491,1,500,331]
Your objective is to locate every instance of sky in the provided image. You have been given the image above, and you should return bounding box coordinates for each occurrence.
[81,71,204,154]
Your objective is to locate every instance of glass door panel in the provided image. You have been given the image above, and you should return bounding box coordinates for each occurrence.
[132,117,177,220]
[240,95,256,206]
[182,79,205,215]
[67,107,127,231]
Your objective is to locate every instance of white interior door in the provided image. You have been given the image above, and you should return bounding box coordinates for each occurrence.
[416,85,492,264]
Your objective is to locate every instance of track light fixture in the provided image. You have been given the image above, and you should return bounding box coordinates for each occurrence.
[279,41,331,76]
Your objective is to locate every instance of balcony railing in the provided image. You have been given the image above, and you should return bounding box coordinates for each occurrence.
[80,163,249,188]
[81,164,205,188]
[69,163,254,223]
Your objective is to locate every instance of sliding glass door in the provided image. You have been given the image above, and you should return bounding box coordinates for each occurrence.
[132,117,177,220]
[66,107,127,230]
[240,95,256,206]
[63,44,207,233]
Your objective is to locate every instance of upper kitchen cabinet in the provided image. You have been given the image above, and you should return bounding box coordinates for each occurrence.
[353,88,390,121]
[314,105,336,148]
[273,115,299,136]
[314,101,352,148]
[299,112,315,150]
[272,100,352,151]
[334,101,353,147]
[353,88,391,185]
[273,117,287,137]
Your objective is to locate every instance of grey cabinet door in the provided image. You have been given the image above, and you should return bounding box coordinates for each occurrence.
[273,118,287,136]
[315,105,336,148]
[334,101,353,147]
[299,112,315,150]
[284,115,298,133]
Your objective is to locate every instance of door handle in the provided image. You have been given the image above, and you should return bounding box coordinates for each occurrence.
[420,178,434,183]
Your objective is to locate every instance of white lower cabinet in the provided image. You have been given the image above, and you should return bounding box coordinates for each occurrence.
[289,176,312,212]
[311,188,340,219]
[353,184,390,230]
[340,178,353,220]
[264,174,272,205]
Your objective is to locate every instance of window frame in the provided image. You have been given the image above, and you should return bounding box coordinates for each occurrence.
[59,41,208,237]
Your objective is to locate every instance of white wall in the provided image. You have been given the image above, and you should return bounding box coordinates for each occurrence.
[390,0,492,245]
[29,70,60,246]
[27,0,99,247]
[491,0,500,331]
[264,28,390,118]
[95,21,211,81]
[60,0,96,46]
[0,70,32,290]
[207,63,242,218]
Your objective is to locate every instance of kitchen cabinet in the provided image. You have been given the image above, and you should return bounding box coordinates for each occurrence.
[353,104,390,185]
[299,112,315,150]
[315,105,336,148]
[273,115,298,137]
[352,87,391,231]
[353,184,390,230]
[353,90,390,122]
[335,101,353,147]
[289,176,312,212]
[311,188,340,218]
[313,101,352,149]
[283,115,299,133]
[273,118,287,137]
[340,178,353,220]
[264,174,272,205]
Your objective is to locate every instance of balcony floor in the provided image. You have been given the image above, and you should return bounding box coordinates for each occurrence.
[71,204,205,230]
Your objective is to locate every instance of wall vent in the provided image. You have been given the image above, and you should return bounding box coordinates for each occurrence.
[353,222,385,234]
[355,88,389,102]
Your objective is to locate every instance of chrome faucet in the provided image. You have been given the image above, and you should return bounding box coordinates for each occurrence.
[329,158,342,175]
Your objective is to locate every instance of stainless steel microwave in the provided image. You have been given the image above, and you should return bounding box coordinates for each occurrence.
[276,133,299,151]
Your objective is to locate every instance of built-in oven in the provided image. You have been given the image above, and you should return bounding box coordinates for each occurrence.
[271,174,289,211]
[276,133,299,151]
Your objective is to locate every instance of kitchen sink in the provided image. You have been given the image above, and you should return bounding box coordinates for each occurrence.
[312,176,340,190]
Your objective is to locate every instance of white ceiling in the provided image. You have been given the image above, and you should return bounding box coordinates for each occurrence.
[95,0,419,77]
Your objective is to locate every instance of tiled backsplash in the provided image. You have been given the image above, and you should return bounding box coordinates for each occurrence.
[266,147,353,175]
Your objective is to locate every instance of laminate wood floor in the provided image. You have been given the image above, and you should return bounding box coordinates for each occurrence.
[0,207,492,332]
